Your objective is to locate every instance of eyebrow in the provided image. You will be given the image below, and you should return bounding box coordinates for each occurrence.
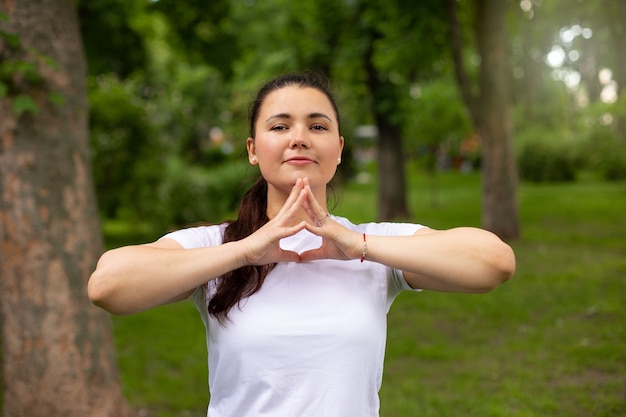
[265,112,333,123]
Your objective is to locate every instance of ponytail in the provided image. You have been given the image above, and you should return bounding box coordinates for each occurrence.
[208,176,276,322]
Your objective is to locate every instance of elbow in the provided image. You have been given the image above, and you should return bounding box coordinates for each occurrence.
[87,269,121,314]
[88,278,133,316]
[481,243,516,292]
[498,243,517,282]
[87,255,131,316]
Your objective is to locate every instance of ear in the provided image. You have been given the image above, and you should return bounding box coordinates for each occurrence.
[337,136,345,165]
[246,137,257,165]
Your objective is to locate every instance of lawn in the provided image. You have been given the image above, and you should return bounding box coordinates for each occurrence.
[109,169,626,417]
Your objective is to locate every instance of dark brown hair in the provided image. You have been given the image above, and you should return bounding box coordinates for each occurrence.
[208,72,341,322]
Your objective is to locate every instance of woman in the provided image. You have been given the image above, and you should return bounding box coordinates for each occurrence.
[88,72,515,417]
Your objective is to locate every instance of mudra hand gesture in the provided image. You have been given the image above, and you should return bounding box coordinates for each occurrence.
[242,177,362,266]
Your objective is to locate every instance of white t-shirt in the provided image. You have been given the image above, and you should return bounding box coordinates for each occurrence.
[162,215,423,417]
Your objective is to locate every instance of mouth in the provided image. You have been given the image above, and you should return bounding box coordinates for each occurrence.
[284,156,316,164]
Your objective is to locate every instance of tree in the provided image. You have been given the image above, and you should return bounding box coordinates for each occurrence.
[448,0,520,240]
[361,27,411,220]
[349,0,451,220]
[0,1,134,416]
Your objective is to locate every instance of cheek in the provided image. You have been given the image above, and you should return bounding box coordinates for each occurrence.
[254,141,285,167]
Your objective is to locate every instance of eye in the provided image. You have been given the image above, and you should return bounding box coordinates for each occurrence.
[270,125,287,131]
[311,124,328,131]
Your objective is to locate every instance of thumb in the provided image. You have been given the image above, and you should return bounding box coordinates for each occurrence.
[298,247,326,263]
[278,249,302,263]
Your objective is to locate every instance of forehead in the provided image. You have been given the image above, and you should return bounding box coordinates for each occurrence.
[259,86,336,120]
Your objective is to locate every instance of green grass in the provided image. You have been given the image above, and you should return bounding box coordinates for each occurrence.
[109,169,626,417]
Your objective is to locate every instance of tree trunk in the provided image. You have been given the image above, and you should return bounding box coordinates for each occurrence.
[375,116,410,221]
[447,0,520,240]
[362,34,410,221]
[474,0,519,240]
[0,1,134,416]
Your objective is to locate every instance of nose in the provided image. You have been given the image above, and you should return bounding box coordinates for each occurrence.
[289,125,311,149]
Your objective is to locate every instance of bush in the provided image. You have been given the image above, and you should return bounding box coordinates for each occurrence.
[158,158,253,228]
[581,128,626,181]
[518,140,578,183]
[88,75,165,219]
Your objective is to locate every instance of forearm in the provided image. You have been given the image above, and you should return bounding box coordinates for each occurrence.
[365,227,515,292]
[88,240,246,315]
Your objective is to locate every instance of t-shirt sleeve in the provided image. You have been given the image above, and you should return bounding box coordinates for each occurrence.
[362,221,426,295]
[160,224,227,249]
[159,224,226,303]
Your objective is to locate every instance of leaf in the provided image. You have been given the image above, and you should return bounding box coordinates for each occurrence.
[12,94,39,115]
[0,31,21,48]
[43,56,58,71]
[48,92,65,106]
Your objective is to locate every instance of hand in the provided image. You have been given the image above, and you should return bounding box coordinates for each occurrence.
[299,178,363,262]
[239,178,309,266]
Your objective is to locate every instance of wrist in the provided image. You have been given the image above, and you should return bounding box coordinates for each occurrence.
[231,240,253,268]
[360,233,367,262]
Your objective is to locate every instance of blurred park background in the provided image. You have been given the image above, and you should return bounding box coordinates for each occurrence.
[1,0,625,416]
[79,0,625,235]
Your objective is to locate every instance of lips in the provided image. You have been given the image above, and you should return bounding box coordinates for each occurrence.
[284,156,316,164]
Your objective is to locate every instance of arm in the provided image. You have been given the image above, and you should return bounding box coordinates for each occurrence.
[87,238,250,315]
[366,227,516,293]
[88,179,313,316]
[299,179,515,293]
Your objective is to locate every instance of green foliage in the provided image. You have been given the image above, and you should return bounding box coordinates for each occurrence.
[570,97,626,181]
[152,64,232,165]
[79,0,624,226]
[78,0,149,77]
[361,0,449,80]
[404,78,472,171]
[11,94,38,115]
[88,74,162,219]
[148,0,238,79]
[88,70,245,229]
[0,12,62,116]
[159,158,251,227]
[0,12,20,48]
[0,59,42,84]
[47,92,65,107]
[518,139,578,183]
[580,127,626,181]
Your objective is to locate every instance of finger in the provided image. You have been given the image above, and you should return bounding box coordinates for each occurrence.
[302,182,329,226]
[275,178,305,218]
[270,220,307,243]
[280,188,309,224]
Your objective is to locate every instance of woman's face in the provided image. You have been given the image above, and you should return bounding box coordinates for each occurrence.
[247,86,344,194]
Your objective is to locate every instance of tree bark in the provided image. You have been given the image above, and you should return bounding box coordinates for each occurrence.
[362,33,410,221]
[475,0,519,240]
[447,0,520,240]
[375,115,410,221]
[0,1,135,416]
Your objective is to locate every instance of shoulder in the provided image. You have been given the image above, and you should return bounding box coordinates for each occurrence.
[332,215,426,236]
[159,223,228,249]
